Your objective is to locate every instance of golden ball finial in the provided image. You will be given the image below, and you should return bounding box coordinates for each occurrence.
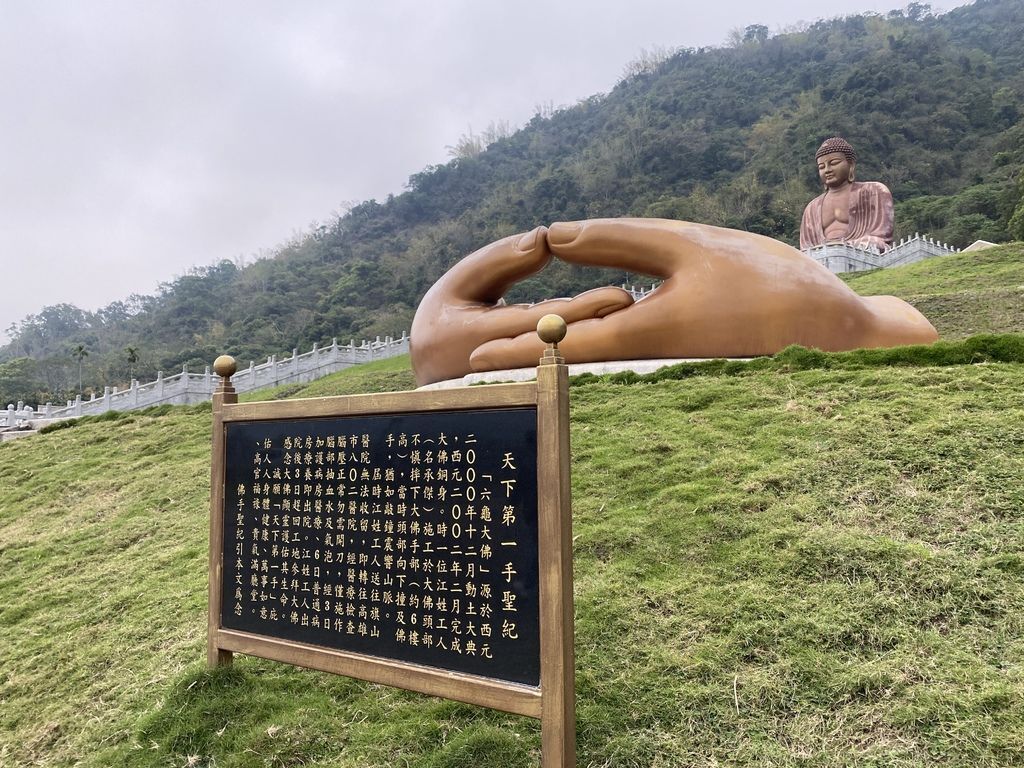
[213,355,237,378]
[537,314,567,345]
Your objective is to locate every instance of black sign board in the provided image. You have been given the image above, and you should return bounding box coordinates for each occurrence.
[221,407,540,686]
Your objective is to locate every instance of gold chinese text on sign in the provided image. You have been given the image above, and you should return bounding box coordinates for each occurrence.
[207,316,575,767]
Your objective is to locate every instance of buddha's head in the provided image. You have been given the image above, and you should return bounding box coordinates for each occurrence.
[815,137,856,189]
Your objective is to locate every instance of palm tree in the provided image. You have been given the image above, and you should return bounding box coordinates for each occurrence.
[125,346,139,382]
[72,344,88,395]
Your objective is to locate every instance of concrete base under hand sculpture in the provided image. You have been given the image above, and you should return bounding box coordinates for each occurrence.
[409,218,938,387]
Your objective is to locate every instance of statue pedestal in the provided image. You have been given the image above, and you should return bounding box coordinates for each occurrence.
[417,357,756,390]
[803,235,959,274]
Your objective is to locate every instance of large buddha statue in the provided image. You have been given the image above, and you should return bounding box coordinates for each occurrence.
[799,137,894,252]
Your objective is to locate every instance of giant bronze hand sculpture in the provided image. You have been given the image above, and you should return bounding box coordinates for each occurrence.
[411,219,938,386]
[409,226,634,386]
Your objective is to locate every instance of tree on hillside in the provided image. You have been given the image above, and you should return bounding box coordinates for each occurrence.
[125,346,139,382]
[72,344,88,395]
[0,357,41,406]
[445,121,513,160]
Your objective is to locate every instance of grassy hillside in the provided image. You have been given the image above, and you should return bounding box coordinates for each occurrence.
[844,242,1024,338]
[239,355,417,403]
[2,340,1023,767]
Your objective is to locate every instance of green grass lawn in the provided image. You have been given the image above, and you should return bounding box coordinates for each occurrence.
[3,250,1024,766]
[2,348,1022,767]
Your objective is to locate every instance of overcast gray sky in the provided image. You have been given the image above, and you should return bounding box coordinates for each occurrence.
[0,0,964,341]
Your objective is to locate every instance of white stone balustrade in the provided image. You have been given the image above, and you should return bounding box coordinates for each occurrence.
[1,334,409,435]
[622,283,660,300]
[803,233,960,274]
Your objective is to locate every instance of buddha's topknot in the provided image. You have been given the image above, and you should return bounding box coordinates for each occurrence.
[815,137,856,163]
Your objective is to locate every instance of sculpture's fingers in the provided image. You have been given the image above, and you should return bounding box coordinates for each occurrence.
[466,286,634,342]
[547,218,692,277]
[557,286,635,318]
[470,333,548,372]
[549,218,779,278]
[469,307,645,372]
[437,226,551,304]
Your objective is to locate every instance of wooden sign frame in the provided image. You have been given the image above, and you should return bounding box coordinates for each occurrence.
[207,351,574,766]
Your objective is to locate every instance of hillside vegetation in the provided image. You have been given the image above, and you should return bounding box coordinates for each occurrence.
[3,249,1024,766]
[4,0,1024,405]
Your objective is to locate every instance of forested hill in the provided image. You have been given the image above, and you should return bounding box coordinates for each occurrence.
[4,0,1024,405]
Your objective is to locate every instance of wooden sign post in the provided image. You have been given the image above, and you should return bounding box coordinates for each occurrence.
[207,317,575,766]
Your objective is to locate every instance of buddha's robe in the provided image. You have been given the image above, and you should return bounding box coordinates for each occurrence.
[799,181,894,252]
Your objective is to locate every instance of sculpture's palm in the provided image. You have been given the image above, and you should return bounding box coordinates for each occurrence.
[411,219,938,385]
